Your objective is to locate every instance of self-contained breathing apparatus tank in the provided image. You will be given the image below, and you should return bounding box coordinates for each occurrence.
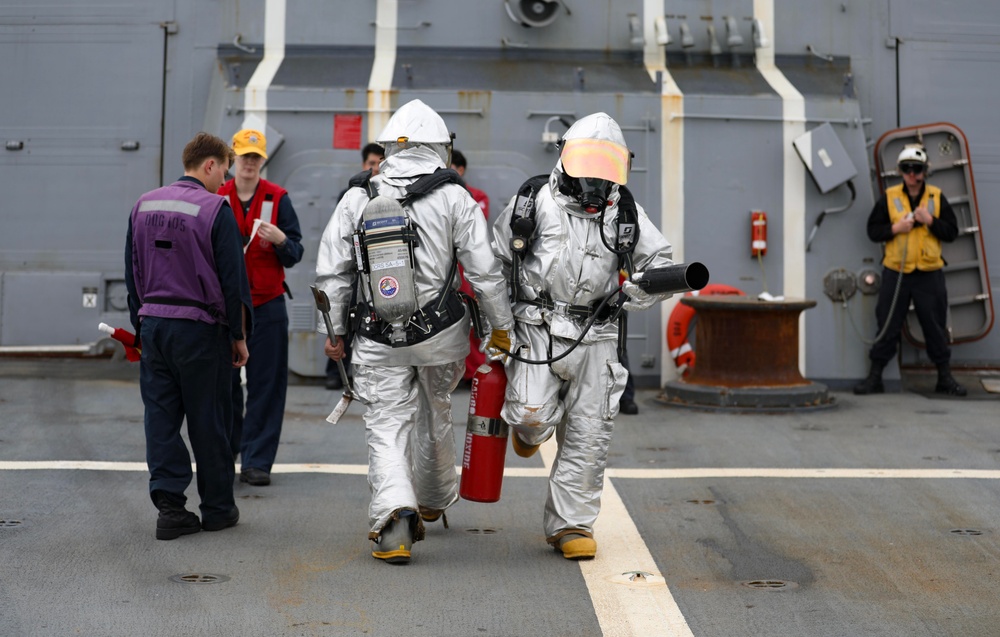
[354,196,419,344]
[351,98,457,345]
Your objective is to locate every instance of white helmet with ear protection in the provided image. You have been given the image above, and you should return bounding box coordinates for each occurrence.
[897,144,928,166]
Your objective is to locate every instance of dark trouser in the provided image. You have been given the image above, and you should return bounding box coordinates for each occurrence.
[140,316,235,520]
[620,349,635,402]
[869,267,951,365]
[231,296,289,472]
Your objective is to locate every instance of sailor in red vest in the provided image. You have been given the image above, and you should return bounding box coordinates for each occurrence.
[125,132,252,540]
[219,129,305,486]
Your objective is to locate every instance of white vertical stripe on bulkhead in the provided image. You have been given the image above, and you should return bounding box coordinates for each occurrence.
[242,0,286,135]
[754,0,808,374]
[242,0,286,180]
[644,0,687,388]
[368,0,398,143]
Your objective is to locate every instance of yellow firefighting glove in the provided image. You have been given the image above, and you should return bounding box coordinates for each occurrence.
[484,329,513,362]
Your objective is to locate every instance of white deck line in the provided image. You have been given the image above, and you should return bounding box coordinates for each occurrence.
[582,479,696,637]
[8,455,998,637]
[541,434,694,637]
[4,461,1000,481]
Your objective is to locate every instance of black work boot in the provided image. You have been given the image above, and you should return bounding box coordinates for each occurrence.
[853,360,885,395]
[152,490,201,541]
[935,363,968,397]
[619,398,639,415]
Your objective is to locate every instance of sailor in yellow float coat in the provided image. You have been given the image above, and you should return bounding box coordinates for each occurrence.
[854,145,966,396]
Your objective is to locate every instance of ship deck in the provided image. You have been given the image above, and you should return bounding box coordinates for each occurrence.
[2,358,999,636]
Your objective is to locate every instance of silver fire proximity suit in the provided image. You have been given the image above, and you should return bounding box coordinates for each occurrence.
[316,100,513,546]
[491,113,674,549]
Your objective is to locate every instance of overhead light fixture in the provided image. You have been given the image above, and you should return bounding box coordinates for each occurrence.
[654,16,671,46]
[707,24,722,55]
[679,21,695,48]
[724,16,743,48]
[807,44,835,62]
[628,14,643,48]
[752,18,769,49]
[541,115,572,150]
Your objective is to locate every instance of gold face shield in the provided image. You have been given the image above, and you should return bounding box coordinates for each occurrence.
[559,138,630,185]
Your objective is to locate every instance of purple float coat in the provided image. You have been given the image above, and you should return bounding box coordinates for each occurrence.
[130,180,228,325]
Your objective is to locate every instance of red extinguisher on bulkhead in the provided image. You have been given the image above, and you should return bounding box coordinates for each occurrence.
[459,362,509,503]
[751,210,767,257]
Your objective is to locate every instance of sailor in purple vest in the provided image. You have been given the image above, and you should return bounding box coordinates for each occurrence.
[124,132,254,541]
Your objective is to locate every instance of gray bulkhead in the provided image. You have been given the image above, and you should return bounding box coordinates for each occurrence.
[1,0,998,386]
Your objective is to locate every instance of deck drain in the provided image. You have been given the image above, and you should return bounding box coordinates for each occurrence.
[740,579,798,591]
[608,570,666,587]
[465,528,498,535]
[951,528,984,536]
[169,573,230,585]
[238,494,264,500]
[794,424,829,431]
[685,499,717,505]
[0,519,23,528]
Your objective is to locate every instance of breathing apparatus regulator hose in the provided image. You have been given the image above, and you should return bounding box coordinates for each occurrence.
[497,262,710,365]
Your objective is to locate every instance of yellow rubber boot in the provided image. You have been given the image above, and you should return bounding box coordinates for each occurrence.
[372,515,413,564]
[418,505,448,528]
[511,432,541,458]
[557,534,597,560]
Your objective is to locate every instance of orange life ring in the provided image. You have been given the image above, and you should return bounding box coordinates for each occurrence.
[666,284,745,376]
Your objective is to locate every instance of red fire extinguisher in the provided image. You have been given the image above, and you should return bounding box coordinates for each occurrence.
[751,210,767,257]
[98,322,142,362]
[459,362,509,503]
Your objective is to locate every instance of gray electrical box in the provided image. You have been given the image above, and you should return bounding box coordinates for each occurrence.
[793,123,857,194]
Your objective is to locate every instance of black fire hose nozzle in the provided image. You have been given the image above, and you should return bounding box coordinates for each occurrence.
[629,262,710,296]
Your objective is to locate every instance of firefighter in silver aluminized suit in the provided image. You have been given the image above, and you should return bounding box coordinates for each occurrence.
[316,99,514,564]
[492,112,675,560]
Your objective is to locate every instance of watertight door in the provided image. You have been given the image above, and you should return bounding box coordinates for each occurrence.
[873,123,994,345]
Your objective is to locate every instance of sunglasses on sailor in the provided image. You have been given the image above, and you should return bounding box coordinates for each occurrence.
[899,162,925,175]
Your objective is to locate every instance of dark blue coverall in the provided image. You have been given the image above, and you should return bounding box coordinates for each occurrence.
[125,176,253,524]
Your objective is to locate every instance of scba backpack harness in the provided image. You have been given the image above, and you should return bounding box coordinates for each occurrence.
[508,174,640,359]
[349,168,483,347]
